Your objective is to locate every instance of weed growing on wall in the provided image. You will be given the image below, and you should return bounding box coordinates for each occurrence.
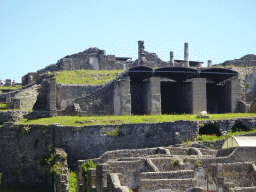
[39,145,64,177]
[195,157,202,167]
[170,158,179,167]
[80,160,97,189]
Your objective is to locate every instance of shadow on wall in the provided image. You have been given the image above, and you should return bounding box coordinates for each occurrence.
[231,122,248,132]
[199,124,221,136]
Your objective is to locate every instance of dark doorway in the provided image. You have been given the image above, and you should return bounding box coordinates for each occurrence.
[231,122,248,132]
[207,83,220,114]
[130,78,149,115]
[199,124,221,136]
[161,82,179,114]
[207,83,231,114]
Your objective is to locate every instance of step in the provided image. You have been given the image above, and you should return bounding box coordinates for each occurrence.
[139,178,197,192]
[140,170,194,180]
[229,186,256,192]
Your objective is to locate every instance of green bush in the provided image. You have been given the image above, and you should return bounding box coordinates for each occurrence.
[80,160,97,189]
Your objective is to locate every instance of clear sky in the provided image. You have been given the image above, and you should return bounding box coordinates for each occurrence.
[0,0,255,83]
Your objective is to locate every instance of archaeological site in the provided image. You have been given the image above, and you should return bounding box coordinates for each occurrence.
[0,40,256,192]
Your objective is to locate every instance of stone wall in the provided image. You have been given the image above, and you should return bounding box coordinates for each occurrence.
[207,162,256,190]
[56,84,103,110]
[13,84,41,110]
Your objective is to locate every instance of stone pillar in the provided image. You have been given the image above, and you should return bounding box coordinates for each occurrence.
[169,51,174,67]
[5,79,11,87]
[138,40,144,66]
[89,53,99,70]
[184,43,189,67]
[96,164,109,192]
[149,77,161,115]
[6,93,12,109]
[192,78,207,114]
[49,78,57,117]
[13,99,21,109]
[53,148,69,192]
[208,60,212,68]
[87,168,96,192]
[231,77,241,113]
[114,76,131,116]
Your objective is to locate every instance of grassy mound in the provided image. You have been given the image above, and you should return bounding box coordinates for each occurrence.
[53,69,125,85]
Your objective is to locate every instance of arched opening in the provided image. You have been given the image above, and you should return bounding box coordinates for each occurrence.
[231,122,248,133]
[199,124,221,136]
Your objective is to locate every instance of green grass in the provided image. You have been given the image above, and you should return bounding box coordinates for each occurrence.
[0,103,6,109]
[181,127,256,147]
[53,69,125,85]
[0,108,34,112]
[16,113,256,126]
[0,86,22,90]
[69,168,77,192]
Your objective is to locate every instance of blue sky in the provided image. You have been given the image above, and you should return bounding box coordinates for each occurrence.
[0,0,255,83]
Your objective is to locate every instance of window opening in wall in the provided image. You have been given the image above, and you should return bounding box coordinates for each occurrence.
[199,124,221,136]
[231,122,248,133]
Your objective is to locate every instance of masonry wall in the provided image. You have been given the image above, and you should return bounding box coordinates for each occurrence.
[207,162,255,189]
[56,84,102,110]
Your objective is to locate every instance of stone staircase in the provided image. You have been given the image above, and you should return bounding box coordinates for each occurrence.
[139,170,197,192]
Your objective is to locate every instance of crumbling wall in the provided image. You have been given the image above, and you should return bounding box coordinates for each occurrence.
[56,83,103,110]
[207,162,255,189]
[13,84,40,110]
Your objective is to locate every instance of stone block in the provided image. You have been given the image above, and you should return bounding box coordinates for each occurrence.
[5,79,11,87]
[13,99,21,109]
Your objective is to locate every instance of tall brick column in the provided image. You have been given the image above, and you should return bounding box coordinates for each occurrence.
[208,60,212,68]
[184,43,189,67]
[138,40,144,66]
[49,78,57,117]
[230,77,241,113]
[6,93,12,109]
[192,78,207,114]
[149,77,161,115]
[96,164,109,192]
[169,51,174,67]
[114,76,131,116]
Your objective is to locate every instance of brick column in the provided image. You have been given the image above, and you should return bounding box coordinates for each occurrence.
[5,79,11,87]
[231,77,241,113]
[138,40,144,66]
[184,43,189,67]
[6,93,12,109]
[208,60,212,68]
[53,148,69,192]
[49,78,57,117]
[87,168,96,192]
[96,164,109,192]
[149,77,161,115]
[169,51,174,67]
[114,76,131,116]
[192,78,207,114]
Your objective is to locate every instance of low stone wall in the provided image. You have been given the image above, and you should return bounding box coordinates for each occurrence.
[0,110,28,124]
[139,178,197,192]
[207,162,255,189]
[0,110,50,124]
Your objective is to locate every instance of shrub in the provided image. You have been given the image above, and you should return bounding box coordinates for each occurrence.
[80,160,97,188]
[195,157,202,167]
[170,158,179,167]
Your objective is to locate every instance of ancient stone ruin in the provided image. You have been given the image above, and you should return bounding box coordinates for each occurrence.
[0,40,256,191]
